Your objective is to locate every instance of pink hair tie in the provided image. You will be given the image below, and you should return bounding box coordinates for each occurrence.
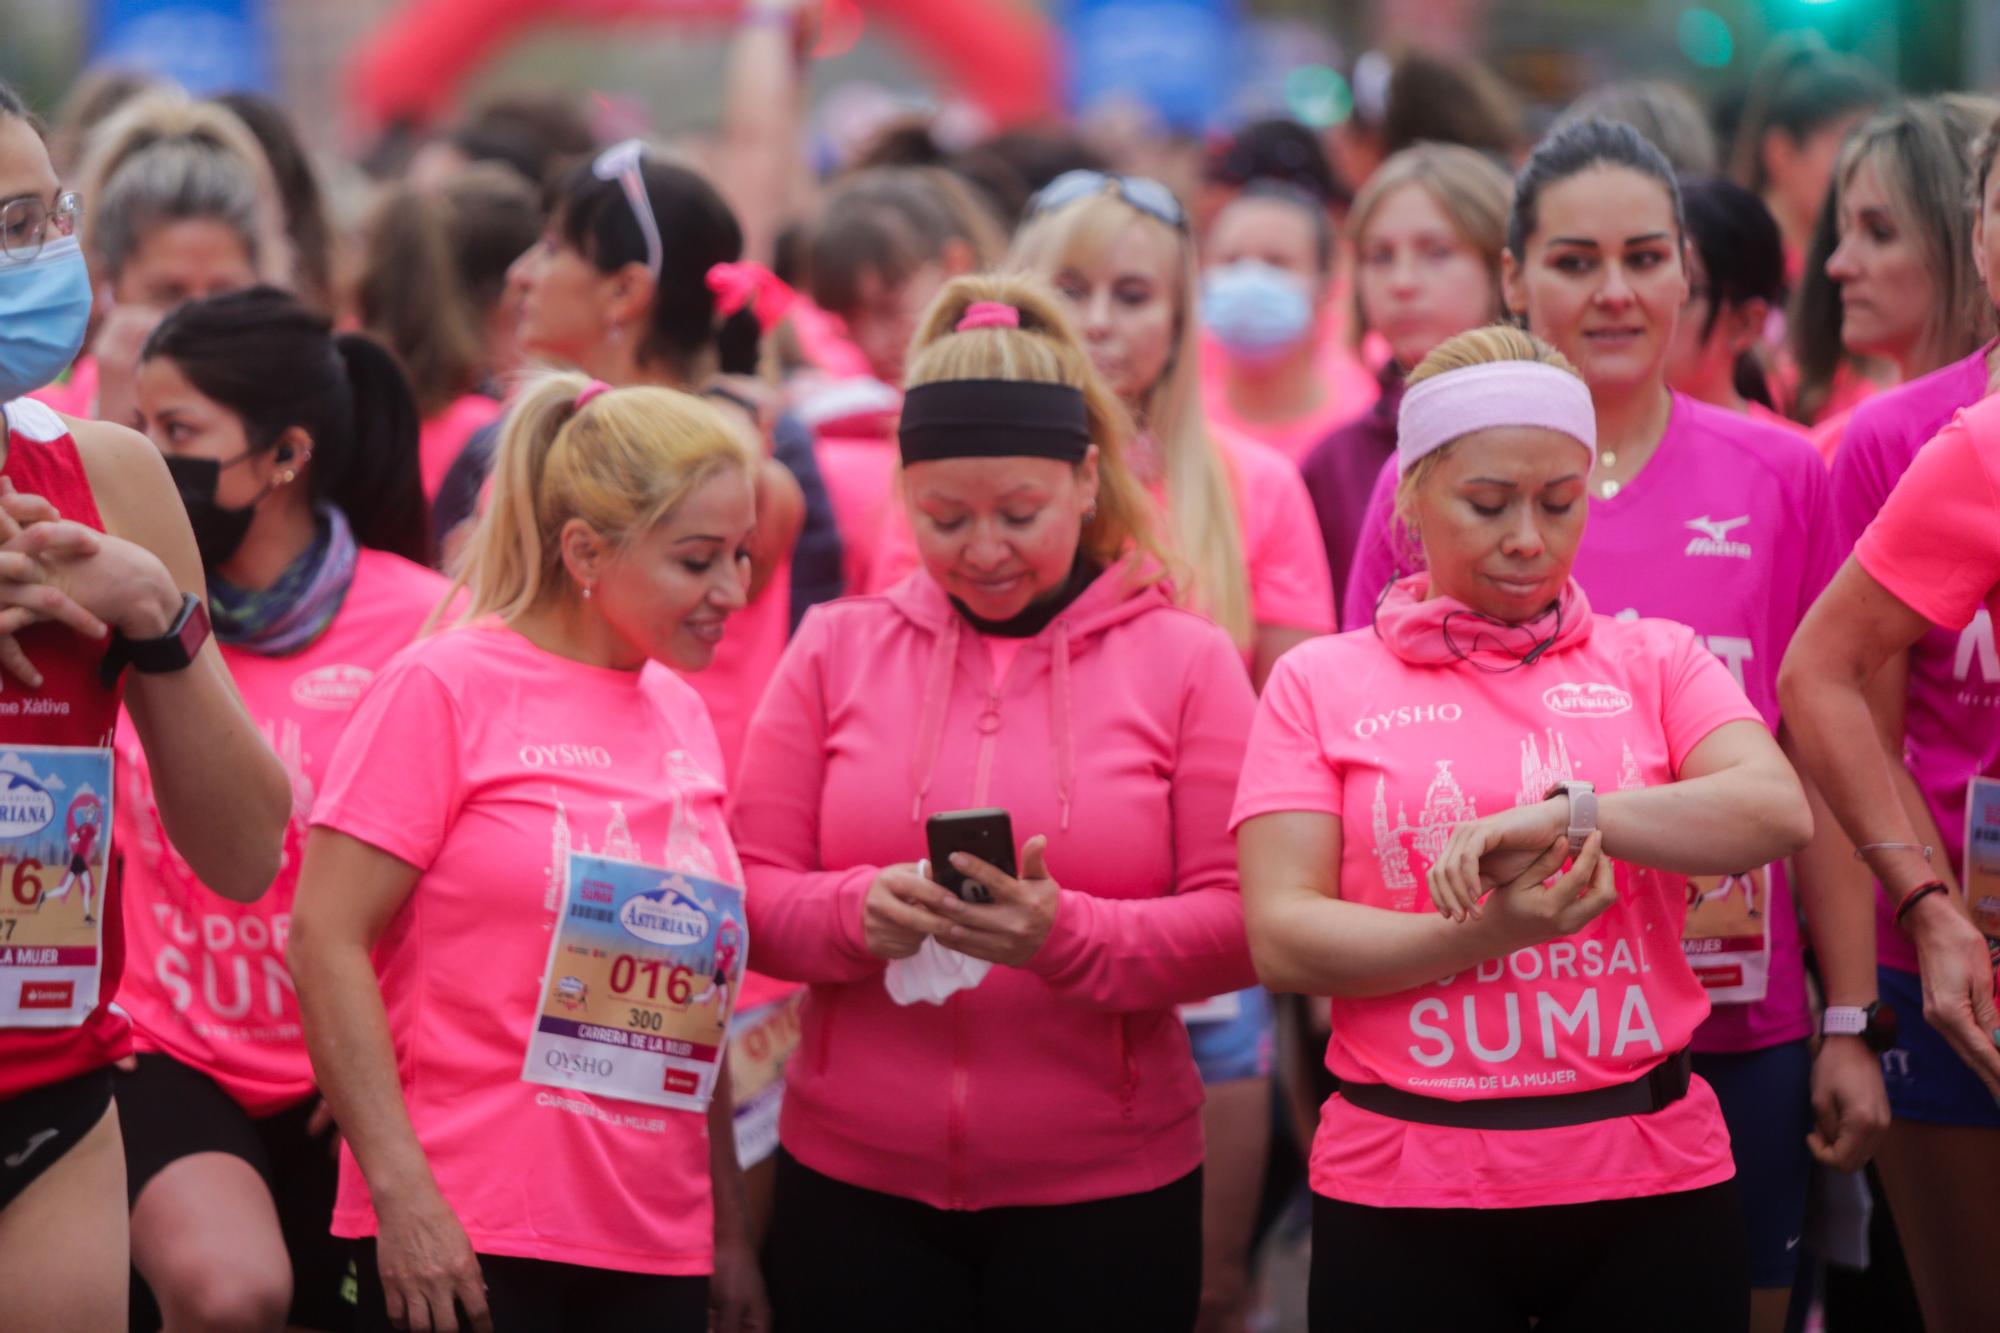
[575,379,613,410]
[956,301,1020,332]
[707,261,798,334]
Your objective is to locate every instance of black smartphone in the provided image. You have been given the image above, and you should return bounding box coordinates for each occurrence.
[926,809,1015,904]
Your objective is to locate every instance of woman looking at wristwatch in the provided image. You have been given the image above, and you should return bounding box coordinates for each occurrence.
[0,79,288,1333]
[1236,327,1812,1332]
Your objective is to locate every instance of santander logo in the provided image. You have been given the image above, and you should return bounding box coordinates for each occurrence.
[1543,682,1633,719]
[291,664,373,711]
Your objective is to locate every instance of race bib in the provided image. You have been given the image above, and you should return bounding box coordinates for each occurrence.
[0,745,114,1028]
[523,852,747,1112]
[1680,864,1772,1005]
[1962,777,2000,938]
[728,991,805,1168]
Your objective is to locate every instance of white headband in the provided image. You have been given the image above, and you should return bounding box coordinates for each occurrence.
[1396,361,1597,473]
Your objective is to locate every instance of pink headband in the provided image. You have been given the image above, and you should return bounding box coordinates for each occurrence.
[1396,361,1597,474]
[956,301,1020,332]
[575,379,613,410]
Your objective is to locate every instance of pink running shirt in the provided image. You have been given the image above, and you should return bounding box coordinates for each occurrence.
[1830,345,1995,972]
[1232,576,1755,1208]
[312,622,742,1276]
[419,395,504,501]
[117,551,447,1115]
[1344,396,1838,1050]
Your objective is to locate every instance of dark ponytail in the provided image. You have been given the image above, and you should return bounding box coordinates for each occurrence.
[142,285,432,564]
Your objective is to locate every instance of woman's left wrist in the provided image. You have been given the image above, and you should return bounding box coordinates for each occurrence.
[119,578,184,640]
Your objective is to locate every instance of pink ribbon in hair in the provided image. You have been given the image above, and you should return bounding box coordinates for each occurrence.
[575,379,613,409]
[956,301,1020,332]
[707,261,798,335]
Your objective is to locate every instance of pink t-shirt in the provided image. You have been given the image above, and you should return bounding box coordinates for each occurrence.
[116,551,447,1115]
[863,429,1335,648]
[1231,578,1755,1209]
[1198,321,1383,467]
[419,395,505,501]
[1831,345,1995,972]
[1204,384,1365,469]
[312,622,742,1276]
[1344,395,1838,1052]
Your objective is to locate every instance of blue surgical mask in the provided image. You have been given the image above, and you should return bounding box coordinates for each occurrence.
[1201,260,1313,364]
[0,235,92,402]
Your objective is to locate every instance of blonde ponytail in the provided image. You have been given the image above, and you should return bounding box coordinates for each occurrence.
[440,372,756,627]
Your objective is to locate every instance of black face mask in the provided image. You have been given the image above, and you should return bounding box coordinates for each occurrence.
[163,454,258,570]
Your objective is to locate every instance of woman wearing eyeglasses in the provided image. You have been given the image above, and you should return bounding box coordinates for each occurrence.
[0,80,290,1332]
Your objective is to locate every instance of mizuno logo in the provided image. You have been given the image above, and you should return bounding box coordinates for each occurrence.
[1684,515,1752,558]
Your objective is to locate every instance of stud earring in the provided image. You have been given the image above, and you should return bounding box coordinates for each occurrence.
[582,584,594,601]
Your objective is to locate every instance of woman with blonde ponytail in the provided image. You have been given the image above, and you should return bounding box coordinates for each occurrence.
[733,273,1256,1332]
[290,371,768,1332]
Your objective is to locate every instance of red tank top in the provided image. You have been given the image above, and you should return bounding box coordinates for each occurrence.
[0,399,127,1100]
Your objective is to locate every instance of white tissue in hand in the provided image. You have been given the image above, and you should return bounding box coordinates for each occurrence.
[884,936,992,1005]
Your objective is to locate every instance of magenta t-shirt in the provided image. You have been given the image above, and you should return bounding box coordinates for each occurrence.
[1344,395,1838,1051]
[1231,579,1752,1208]
[1830,345,1995,973]
[116,551,447,1115]
[312,622,743,1276]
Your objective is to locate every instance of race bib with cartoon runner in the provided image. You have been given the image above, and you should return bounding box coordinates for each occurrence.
[1962,777,2000,939]
[1680,864,1772,1005]
[523,851,747,1112]
[0,745,114,1028]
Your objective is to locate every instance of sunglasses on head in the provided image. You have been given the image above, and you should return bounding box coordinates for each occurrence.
[1027,170,1188,232]
[592,138,664,277]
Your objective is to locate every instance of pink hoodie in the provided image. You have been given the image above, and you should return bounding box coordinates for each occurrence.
[730,559,1258,1210]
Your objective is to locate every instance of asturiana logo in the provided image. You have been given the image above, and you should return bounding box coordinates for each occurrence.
[291,664,373,711]
[0,754,58,838]
[619,880,711,947]
[1543,682,1634,719]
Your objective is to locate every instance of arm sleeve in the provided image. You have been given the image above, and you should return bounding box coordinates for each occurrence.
[730,610,885,984]
[1854,412,2000,632]
[1242,459,1336,633]
[310,655,466,871]
[1018,629,1259,1011]
[1660,626,1770,776]
[1339,456,1407,633]
[1227,651,1345,827]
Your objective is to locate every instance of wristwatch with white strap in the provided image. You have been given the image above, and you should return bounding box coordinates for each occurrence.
[1822,1001,1897,1054]
[1544,780,1598,853]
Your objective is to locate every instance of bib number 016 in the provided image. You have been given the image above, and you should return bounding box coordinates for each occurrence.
[607,953,695,1007]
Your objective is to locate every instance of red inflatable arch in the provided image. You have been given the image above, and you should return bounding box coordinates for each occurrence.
[347,0,1060,132]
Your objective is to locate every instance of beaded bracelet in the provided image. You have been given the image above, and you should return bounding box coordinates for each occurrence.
[1893,881,1950,930]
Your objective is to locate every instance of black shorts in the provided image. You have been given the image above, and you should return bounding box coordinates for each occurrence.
[351,1239,708,1333]
[115,1053,348,1331]
[0,1066,112,1212]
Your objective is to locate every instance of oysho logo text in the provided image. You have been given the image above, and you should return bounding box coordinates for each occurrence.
[519,743,614,769]
[1353,703,1463,739]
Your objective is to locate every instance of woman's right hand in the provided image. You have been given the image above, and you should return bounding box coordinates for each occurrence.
[373,1185,493,1333]
[861,862,957,960]
[1903,891,2000,1098]
[1480,832,1619,953]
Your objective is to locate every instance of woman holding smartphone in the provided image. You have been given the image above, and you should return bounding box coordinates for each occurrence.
[732,274,1257,1332]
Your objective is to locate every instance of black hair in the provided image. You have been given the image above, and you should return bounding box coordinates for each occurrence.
[0,79,39,133]
[142,285,431,564]
[1508,117,1685,259]
[1205,118,1348,208]
[1230,178,1335,273]
[1729,37,1886,193]
[212,92,335,312]
[450,93,596,190]
[805,168,966,316]
[1678,175,1786,407]
[549,152,757,380]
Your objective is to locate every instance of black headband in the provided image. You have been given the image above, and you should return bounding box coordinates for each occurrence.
[898,379,1091,466]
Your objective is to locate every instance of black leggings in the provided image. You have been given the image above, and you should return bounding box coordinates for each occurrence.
[1310,1181,1750,1333]
[767,1150,1202,1333]
[351,1239,708,1333]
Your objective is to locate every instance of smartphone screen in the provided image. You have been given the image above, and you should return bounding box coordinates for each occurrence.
[926,809,1015,903]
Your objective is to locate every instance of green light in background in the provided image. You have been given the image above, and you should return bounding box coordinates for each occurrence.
[1284,65,1352,128]
[1678,9,1736,69]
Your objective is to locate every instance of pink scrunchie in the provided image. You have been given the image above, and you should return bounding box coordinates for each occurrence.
[575,379,614,409]
[706,261,798,334]
[956,301,1020,332]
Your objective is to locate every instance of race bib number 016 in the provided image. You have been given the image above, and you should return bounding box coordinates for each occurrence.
[0,745,114,1028]
[523,852,747,1112]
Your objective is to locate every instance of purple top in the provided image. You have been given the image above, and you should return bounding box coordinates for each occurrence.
[1829,344,1997,974]
[1301,366,1402,616]
[1345,393,1841,1052]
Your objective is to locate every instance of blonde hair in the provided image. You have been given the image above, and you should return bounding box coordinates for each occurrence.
[1393,326,1582,528]
[903,274,1173,583]
[1008,190,1254,646]
[75,91,291,289]
[444,372,758,625]
[1346,144,1512,349]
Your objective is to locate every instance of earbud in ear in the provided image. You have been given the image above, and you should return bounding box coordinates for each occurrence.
[275,444,295,464]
